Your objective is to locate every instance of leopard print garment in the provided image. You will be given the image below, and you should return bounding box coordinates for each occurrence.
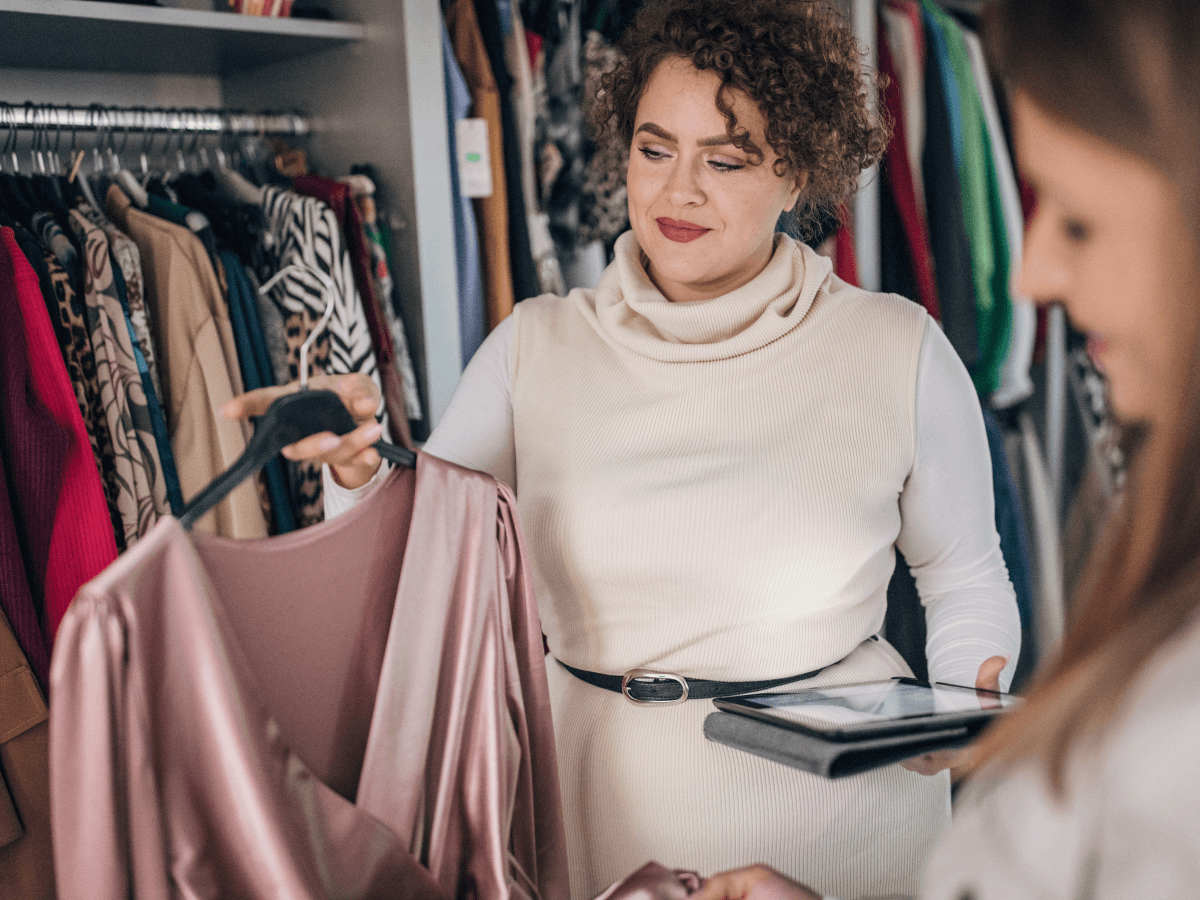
[76,199,165,403]
[43,249,127,553]
[283,307,332,527]
[70,210,168,546]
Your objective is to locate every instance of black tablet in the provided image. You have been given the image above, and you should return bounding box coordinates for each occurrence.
[713,677,1022,742]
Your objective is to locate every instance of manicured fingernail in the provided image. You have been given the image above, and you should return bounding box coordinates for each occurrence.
[319,435,341,451]
[366,424,383,440]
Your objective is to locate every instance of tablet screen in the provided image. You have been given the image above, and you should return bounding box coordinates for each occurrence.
[730,680,1021,735]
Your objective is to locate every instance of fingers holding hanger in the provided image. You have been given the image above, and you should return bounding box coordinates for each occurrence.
[282,419,385,490]
[221,373,380,425]
[221,382,298,421]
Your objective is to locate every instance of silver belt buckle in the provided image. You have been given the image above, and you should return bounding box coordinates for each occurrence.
[621,668,689,705]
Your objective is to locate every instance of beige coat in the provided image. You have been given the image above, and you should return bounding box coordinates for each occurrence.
[107,186,266,539]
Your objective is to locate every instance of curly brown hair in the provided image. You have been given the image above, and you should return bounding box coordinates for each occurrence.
[589,0,889,233]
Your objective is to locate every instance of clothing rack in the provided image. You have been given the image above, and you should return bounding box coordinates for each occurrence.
[0,102,310,137]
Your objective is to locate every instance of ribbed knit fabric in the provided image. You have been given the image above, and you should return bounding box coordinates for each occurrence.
[512,232,949,899]
[0,246,67,692]
[2,228,118,641]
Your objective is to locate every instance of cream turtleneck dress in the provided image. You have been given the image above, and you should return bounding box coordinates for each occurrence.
[328,232,1019,900]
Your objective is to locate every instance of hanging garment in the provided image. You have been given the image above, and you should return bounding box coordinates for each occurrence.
[443,20,489,364]
[68,210,168,545]
[0,282,66,691]
[961,27,1036,409]
[39,244,127,550]
[107,186,267,540]
[471,0,540,305]
[920,5,978,369]
[220,248,296,535]
[878,15,940,320]
[576,31,630,249]
[97,209,164,401]
[447,0,518,331]
[341,170,424,421]
[0,605,53,900]
[259,184,385,526]
[292,174,411,447]
[922,2,1012,396]
[100,217,185,517]
[882,0,928,219]
[49,456,569,900]
[1,228,118,641]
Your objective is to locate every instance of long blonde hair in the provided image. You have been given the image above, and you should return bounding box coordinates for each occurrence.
[970,0,1200,791]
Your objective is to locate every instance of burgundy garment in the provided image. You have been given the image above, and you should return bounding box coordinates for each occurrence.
[292,175,412,448]
[50,453,568,900]
[878,15,941,321]
[0,243,69,690]
[1,228,117,643]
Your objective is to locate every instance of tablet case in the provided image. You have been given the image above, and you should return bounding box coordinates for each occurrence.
[703,710,974,779]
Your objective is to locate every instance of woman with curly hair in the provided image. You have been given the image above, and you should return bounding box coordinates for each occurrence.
[228,0,1018,896]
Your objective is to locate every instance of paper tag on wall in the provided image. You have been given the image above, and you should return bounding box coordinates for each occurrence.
[456,119,493,198]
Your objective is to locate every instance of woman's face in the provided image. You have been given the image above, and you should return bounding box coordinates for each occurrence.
[626,58,804,304]
[1014,90,1198,424]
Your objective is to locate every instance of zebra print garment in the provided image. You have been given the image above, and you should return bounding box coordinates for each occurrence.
[260,186,388,526]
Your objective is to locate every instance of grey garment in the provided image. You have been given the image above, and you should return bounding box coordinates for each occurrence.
[537,0,592,255]
[921,611,1200,900]
[245,265,291,387]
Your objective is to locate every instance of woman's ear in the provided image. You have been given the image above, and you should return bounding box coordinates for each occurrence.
[784,170,809,213]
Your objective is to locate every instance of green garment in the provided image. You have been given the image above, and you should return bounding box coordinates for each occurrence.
[922,1,1012,395]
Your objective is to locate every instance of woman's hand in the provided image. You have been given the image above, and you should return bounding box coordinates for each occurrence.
[220,373,385,489]
[692,865,822,900]
[900,654,1008,777]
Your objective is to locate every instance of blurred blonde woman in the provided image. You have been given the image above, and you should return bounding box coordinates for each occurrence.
[698,0,1200,896]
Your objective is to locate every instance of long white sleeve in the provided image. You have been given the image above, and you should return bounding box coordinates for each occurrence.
[322,317,517,518]
[326,313,1022,691]
[901,319,1021,690]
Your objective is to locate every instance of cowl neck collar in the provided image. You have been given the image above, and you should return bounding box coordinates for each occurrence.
[589,230,833,362]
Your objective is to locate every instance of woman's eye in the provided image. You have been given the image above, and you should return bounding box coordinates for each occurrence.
[637,146,669,161]
[709,159,745,172]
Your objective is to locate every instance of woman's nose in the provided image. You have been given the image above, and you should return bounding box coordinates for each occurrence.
[1016,206,1070,306]
[665,158,705,206]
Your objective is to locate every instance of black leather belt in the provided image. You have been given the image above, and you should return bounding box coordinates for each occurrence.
[556,659,828,706]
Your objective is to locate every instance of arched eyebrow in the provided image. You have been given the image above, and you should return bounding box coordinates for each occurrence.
[634,122,736,148]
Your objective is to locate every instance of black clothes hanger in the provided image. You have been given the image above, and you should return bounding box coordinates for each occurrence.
[178,261,416,531]
[177,389,416,530]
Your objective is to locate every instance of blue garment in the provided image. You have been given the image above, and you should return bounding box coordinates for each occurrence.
[922,3,964,171]
[221,250,295,535]
[982,409,1032,633]
[443,23,488,366]
[108,249,184,516]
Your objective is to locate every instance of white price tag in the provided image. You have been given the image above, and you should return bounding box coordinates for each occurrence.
[456,118,493,198]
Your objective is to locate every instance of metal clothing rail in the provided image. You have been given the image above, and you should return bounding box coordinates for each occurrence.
[0,102,309,137]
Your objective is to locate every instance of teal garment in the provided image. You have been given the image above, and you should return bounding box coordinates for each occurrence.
[108,247,184,516]
[922,4,964,170]
[220,249,295,535]
[922,2,1012,395]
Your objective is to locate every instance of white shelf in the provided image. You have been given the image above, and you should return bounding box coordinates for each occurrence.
[0,0,365,75]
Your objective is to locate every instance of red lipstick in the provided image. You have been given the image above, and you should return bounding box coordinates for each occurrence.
[656,217,710,243]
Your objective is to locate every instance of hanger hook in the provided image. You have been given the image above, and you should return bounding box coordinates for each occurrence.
[257,263,338,389]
